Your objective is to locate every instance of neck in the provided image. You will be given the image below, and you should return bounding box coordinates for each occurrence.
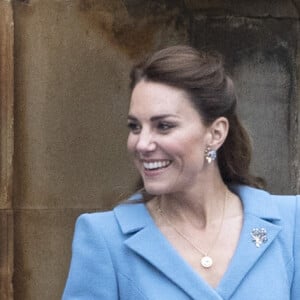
[157,178,228,230]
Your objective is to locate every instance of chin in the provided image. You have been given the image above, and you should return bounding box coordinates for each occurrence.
[143,181,175,196]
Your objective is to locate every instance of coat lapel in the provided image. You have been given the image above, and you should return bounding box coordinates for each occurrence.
[216,185,282,299]
[114,201,223,300]
[114,186,282,300]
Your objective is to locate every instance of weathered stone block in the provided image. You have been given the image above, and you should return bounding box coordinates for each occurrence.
[184,0,299,18]
[0,0,14,210]
[13,209,86,300]
[191,16,298,193]
[0,211,13,300]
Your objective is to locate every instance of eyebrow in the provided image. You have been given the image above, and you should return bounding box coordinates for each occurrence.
[127,114,179,121]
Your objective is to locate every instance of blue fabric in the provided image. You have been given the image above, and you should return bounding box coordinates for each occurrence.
[62,185,300,299]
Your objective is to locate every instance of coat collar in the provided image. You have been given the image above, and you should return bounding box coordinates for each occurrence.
[114,197,223,299]
[216,185,282,299]
[114,185,282,300]
[229,184,281,220]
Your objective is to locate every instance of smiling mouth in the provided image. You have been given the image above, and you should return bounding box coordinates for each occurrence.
[143,160,172,171]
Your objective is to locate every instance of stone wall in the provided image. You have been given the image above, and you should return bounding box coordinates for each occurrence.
[0,1,14,299]
[9,0,300,299]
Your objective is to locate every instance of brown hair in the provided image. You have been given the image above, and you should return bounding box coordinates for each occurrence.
[130,45,265,189]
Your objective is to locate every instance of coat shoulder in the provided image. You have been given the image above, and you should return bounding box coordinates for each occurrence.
[271,193,300,220]
[75,210,121,239]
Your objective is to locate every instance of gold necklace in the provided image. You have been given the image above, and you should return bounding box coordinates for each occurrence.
[157,189,227,269]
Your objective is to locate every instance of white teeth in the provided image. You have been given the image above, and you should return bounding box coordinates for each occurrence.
[143,160,171,170]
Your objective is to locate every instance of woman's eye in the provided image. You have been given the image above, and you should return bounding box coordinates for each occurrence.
[157,122,175,132]
[127,122,141,133]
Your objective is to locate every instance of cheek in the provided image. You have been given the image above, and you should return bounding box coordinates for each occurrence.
[178,135,206,162]
[127,134,136,154]
[182,131,205,147]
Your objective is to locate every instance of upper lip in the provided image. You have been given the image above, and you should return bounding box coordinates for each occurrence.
[140,159,170,162]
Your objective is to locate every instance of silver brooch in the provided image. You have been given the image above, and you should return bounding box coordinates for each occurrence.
[251,228,268,248]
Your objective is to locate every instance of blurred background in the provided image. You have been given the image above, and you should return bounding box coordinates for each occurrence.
[0,0,299,299]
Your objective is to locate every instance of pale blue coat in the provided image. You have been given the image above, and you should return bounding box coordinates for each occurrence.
[62,185,300,299]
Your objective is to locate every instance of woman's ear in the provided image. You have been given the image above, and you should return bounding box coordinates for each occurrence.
[207,117,229,150]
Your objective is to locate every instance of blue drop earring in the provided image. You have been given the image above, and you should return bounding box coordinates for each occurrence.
[205,147,217,164]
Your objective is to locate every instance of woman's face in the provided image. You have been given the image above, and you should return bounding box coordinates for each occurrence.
[127,80,212,195]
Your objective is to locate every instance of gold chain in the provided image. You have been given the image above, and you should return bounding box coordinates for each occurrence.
[157,189,228,268]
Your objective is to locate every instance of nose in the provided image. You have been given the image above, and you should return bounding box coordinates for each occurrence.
[135,130,156,153]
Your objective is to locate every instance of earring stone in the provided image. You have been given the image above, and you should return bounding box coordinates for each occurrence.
[205,148,217,163]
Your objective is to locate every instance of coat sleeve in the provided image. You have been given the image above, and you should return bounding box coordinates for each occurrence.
[291,195,300,299]
[62,213,118,299]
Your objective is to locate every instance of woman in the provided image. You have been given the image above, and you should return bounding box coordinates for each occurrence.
[63,46,299,299]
